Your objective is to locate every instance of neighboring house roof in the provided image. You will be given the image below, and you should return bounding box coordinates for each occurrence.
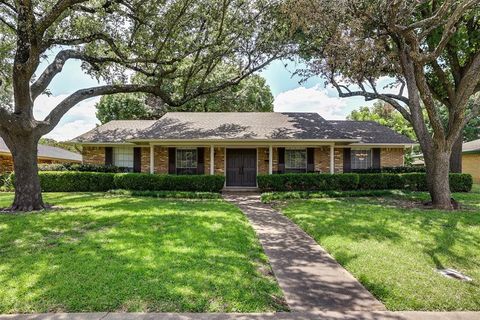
[463,139,480,153]
[328,120,414,144]
[0,138,82,162]
[70,112,414,144]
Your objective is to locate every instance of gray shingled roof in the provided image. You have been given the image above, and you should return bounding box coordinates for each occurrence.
[328,120,414,144]
[463,139,480,153]
[70,113,415,144]
[0,138,82,162]
[132,113,351,140]
[71,120,157,143]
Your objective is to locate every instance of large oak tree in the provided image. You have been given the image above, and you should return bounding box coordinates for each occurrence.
[287,0,480,209]
[0,0,288,211]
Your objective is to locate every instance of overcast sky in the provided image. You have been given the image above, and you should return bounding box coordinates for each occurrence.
[34,55,375,141]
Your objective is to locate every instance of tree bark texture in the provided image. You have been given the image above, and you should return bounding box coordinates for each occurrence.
[5,134,45,211]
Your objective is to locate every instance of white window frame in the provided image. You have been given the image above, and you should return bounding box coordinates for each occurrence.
[176,148,198,169]
[113,147,134,170]
[351,149,372,170]
[285,148,307,170]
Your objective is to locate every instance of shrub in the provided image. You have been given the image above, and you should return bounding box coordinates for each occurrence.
[39,172,116,192]
[382,166,426,173]
[257,173,359,192]
[38,163,122,173]
[106,189,222,199]
[448,173,473,192]
[258,172,472,193]
[401,173,428,191]
[261,190,402,203]
[352,166,426,174]
[358,173,404,190]
[114,174,225,192]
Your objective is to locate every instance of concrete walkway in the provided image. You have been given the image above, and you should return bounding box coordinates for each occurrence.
[223,193,386,313]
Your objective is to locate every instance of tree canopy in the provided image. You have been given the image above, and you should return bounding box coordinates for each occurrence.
[0,0,290,211]
[96,74,274,124]
[286,0,480,209]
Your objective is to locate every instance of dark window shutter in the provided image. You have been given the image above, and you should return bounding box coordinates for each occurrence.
[197,147,205,175]
[343,148,351,173]
[278,147,285,174]
[307,148,315,173]
[105,147,113,165]
[372,148,381,169]
[133,147,142,173]
[168,147,176,174]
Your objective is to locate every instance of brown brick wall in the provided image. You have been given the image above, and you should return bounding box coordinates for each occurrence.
[154,146,168,174]
[258,147,268,174]
[82,147,105,165]
[334,148,344,173]
[140,147,150,173]
[204,147,212,175]
[0,155,13,173]
[214,147,225,174]
[381,148,404,167]
[314,147,331,173]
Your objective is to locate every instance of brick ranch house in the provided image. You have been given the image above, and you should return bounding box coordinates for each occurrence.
[71,112,414,188]
[0,138,82,173]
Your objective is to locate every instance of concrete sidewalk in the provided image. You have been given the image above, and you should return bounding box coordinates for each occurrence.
[1,312,480,320]
[223,193,385,313]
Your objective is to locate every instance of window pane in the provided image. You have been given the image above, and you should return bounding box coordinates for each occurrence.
[176,149,197,169]
[285,149,306,169]
[351,149,372,169]
[113,147,134,170]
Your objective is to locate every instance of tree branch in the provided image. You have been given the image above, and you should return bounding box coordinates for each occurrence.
[330,78,412,122]
[36,84,173,136]
[30,49,83,100]
[37,0,89,35]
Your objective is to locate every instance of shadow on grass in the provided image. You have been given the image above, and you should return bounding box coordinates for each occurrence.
[0,196,286,313]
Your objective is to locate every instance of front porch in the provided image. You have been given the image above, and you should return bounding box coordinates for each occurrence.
[81,142,406,187]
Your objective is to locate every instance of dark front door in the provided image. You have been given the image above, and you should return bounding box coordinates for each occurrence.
[226,149,257,187]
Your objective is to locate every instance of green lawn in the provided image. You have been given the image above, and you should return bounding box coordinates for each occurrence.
[0,193,286,313]
[279,185,480,311]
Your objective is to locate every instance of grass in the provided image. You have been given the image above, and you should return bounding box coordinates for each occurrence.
[279,184,480,311]
[0,193,286,313]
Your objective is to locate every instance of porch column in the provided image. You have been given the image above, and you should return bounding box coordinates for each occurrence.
[150,144,154,174]
[330,144,335,174]
[268,145,273,174]
[210,145,214,175]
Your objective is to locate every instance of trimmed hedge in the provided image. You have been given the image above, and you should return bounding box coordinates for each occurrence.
[358,174,405,190]
[0,172,226,193]
[352,166,426,174]
[39,172,116,192]
[38,163,122,173]
[257,173,359,192]
[257,173,472,193]
[402,172,473,192]
[114,173,225,192]
[106,189,222,199]
[261,190,404,203]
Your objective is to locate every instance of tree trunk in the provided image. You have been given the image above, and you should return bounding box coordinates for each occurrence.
[9,135,45,211]
[425,147,453,210]
[449,136,463,173]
